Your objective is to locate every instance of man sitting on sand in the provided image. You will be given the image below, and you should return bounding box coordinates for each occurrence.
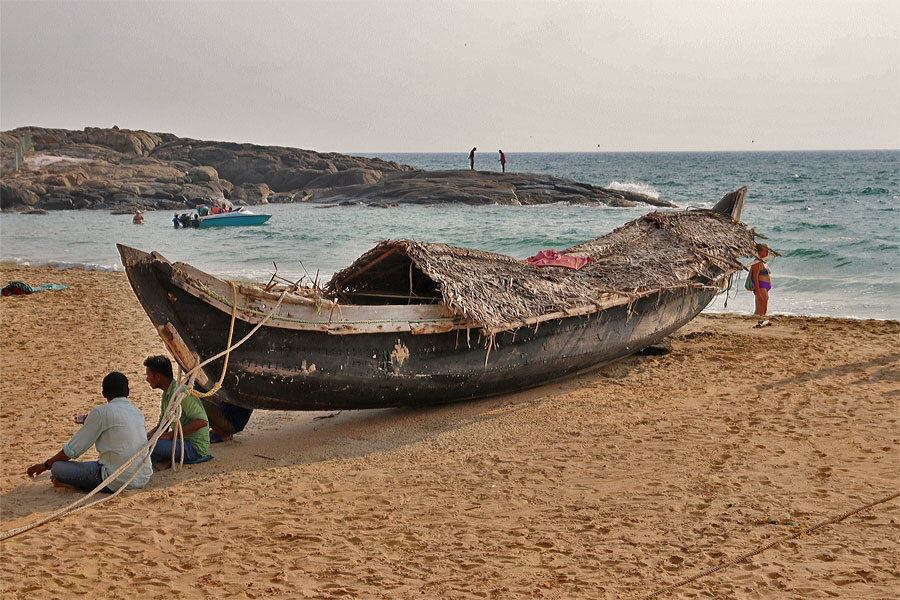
[144,355,210,469]
[27,372,153,492]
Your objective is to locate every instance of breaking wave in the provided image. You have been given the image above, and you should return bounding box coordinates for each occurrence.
[7,257,123,272]
[606,181,660,199]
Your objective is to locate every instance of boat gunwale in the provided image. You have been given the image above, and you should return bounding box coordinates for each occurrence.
[167,259,727,336]
[169,264,474,335]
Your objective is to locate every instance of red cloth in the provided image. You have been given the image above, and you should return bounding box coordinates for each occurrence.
[1,286,30,296]
[525,249,592,270]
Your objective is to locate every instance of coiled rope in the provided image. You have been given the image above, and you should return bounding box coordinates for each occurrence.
[635,490,900,600]
[0,283,287,541]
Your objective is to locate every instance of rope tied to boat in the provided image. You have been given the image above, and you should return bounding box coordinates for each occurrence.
[0,284,290,542]
[187,281,238,399]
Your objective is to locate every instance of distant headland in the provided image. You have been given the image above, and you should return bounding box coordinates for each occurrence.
[0,127,673,212]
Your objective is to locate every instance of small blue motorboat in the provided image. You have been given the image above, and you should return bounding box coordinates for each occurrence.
[196,206,271,228]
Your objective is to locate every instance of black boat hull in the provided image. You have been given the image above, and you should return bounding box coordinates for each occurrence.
[124,252,716,411]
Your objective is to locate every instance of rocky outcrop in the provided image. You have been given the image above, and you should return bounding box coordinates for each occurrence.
[312,170,673,208]
[0,126,673,212]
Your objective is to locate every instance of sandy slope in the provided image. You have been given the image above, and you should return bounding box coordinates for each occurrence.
[1,265,897,599]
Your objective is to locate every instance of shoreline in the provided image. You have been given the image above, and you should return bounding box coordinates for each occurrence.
[3,261,897,322]
[1,264,898,598]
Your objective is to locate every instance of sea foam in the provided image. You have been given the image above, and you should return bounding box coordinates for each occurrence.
[11,257,123,272]
[606,180,660,199]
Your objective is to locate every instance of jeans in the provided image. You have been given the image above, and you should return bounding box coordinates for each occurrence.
[51,460,112,493]
[151,438,203,463]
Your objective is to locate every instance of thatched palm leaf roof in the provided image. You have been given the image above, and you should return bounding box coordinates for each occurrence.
[327,206,757,332]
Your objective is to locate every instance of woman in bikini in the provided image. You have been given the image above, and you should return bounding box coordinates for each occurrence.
[749,244,772,315]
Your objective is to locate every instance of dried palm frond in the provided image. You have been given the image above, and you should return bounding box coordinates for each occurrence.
[328,194,757,332]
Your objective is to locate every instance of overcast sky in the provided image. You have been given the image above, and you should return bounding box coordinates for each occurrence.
[1,0,898,152]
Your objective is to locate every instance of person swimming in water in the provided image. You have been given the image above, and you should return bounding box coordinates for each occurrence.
[748,243,772,316]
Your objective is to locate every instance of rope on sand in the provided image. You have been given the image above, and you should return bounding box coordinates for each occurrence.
[635,490,900,600]
[0,283,287,542]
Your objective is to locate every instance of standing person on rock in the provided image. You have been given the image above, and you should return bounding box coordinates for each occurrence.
[498,150,506,173]
[469,147,476,170]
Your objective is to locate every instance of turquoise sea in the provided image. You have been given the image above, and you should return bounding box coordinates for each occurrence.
[1,151,898,320]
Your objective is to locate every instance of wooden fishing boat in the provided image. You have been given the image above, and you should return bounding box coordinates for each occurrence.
[118,187,757,418]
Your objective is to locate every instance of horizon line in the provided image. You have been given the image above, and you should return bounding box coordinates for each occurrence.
[348,148,900,155]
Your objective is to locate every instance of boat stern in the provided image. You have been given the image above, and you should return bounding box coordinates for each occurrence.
[709,187,747,222]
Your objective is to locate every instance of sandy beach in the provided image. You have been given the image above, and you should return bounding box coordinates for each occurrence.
[0,264,897,599]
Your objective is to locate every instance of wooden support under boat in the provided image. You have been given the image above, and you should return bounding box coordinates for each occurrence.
[156,322,210,387]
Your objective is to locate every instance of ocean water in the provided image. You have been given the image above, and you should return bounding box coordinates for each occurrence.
[1,151,897,320]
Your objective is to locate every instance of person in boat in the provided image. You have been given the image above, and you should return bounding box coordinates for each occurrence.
[132,211,144,225]
[26,372,153,492]
[172,213,180,229]
[748,243,773,316]
[144,355,210,469]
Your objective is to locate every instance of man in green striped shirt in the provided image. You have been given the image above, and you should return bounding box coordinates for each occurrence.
[144,355,210,468]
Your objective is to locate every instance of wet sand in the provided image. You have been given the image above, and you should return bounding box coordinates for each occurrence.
[1,264,898,599]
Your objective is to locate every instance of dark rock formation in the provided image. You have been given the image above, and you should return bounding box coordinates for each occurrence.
[0,127,673,212]
[312,170,672,208]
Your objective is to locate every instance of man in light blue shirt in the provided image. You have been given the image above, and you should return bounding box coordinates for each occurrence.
[27,372,153,492]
